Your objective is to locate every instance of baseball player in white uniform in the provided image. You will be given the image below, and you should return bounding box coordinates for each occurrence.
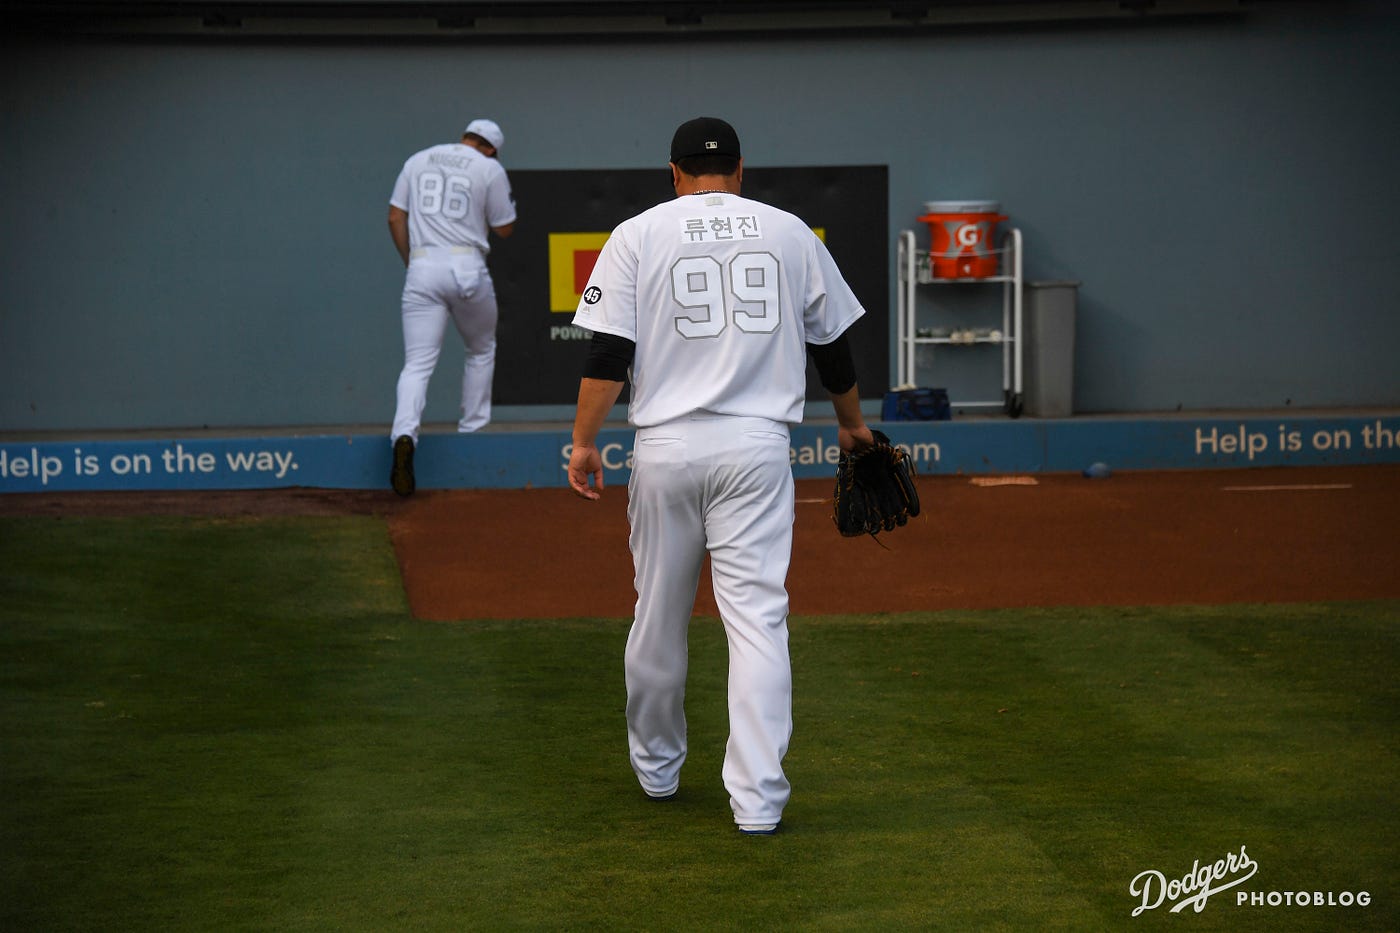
[568,117,875,835]
[387,118,517,496]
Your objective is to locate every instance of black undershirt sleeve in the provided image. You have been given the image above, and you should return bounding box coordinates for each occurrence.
[588,329,852,391]
[583,331,635,383]
[807,333,858,394]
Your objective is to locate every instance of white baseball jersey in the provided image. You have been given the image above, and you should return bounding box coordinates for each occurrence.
[572,192,865,426]
[389,143,516,252]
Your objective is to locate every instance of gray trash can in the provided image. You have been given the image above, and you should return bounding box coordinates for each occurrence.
[1023,280,1080,418]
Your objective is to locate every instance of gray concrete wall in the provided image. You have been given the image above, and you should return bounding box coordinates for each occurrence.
[3,2,1397,430]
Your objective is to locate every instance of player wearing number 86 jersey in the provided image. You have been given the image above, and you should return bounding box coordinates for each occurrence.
[569,117,874,835]
[386,118,516,495]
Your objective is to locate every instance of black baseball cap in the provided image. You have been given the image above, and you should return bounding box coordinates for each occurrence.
[670,117,742,162]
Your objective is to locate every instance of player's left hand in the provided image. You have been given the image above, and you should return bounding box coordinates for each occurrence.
[568,444,606,500]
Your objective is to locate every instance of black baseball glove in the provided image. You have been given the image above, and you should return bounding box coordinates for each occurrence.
[833,429,921,538]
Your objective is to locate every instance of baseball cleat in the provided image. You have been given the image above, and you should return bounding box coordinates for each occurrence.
[391,436,415,497]
[738,823,779,835]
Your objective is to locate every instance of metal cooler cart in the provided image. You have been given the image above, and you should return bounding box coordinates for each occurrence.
[896,225,1023,417]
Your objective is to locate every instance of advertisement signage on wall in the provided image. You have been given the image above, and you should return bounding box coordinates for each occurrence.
[3,415,1397,493]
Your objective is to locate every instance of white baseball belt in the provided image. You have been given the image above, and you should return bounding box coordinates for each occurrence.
[409,245,481,260]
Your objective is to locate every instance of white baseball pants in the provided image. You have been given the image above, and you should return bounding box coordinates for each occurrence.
[625,414,795,829]
[391,249,497,442]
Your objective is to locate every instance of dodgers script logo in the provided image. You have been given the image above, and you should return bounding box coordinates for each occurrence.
[1129,845,1257,915]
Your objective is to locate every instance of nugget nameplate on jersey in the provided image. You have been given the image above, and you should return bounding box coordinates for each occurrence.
[680,215,763,244]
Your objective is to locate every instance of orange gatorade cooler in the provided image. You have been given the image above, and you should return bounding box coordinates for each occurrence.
[916,200,1008,278]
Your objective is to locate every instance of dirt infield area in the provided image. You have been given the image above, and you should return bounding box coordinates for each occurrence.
[6,465,1397,621]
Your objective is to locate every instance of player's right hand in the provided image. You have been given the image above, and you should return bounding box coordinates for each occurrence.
[838,423,876,454]
[568,443,605,500]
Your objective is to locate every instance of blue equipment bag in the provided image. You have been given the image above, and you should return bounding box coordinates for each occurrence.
[881,387,951,422]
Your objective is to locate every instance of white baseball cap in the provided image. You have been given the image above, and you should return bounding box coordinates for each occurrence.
[464,118,504,152]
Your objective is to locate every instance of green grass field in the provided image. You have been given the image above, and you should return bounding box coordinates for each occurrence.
[2,514,1396,931]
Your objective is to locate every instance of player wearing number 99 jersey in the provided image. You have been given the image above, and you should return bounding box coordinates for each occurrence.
[569,117,874,836]
[572,173,861,427]
[386,118,516,496]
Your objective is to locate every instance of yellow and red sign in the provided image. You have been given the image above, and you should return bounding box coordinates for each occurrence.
[548,232,611,312]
